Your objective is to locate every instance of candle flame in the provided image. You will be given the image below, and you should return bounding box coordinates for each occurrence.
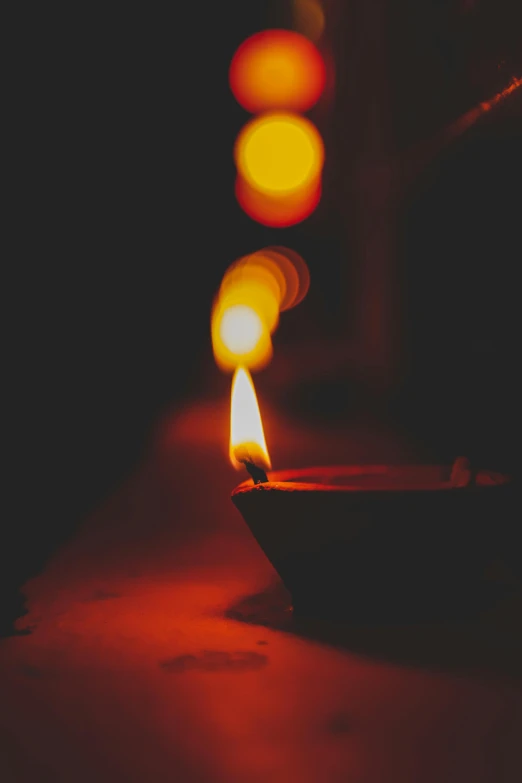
[229,366,271,471]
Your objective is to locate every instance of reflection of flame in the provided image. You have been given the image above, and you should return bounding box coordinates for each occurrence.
[229,367,271,470]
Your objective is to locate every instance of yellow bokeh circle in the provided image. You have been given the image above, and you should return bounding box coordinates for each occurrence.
[234,113,324,196]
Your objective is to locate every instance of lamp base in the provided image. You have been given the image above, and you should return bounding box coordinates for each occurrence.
[232,465,513,623]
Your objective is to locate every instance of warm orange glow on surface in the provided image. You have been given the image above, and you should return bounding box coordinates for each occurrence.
[236,173,321,227]
[235,113,324,196]
[229,366,271,470]
[293,0,325,42]
[9,396,517,782]
[211,248,310,372]
[229,29,326,113]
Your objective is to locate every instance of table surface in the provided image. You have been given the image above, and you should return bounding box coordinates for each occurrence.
[1,400,521,783]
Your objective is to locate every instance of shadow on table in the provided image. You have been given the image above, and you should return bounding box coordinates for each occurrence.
[226,578,522,679]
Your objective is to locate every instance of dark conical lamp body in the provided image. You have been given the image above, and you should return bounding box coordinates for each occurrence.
[232,465,513,623]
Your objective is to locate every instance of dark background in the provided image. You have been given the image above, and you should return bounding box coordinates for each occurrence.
[5,0,522,630]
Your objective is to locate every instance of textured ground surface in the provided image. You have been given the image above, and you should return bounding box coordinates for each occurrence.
[1,400,521,782]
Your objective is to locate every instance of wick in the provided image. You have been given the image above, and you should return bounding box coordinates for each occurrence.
[242,460,269,485]
[234,446,268,485]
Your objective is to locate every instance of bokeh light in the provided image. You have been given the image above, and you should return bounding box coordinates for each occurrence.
[236,173,321,227]
[218,272,280,333]
[260,246,311,310]
[229,29,326,113]
[235,113,324,196]
[220,305,263,355]
[220,256,285,322]
[211,297,273,373]
[211,248,310,372]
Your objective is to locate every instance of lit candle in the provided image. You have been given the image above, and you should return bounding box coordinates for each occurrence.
[229,371,513,623]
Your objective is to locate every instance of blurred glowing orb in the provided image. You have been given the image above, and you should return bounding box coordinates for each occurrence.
[229,29,325,113]
[235,113,324,196]
[293,0,325,42]
[211,302,272,373]
[220,278,279,333]
[222,255,286,307]
[260,246,310,310]
[220,264,282,330]
[236,172,321,227]
[219,305,263,355]
[211,248,310,373]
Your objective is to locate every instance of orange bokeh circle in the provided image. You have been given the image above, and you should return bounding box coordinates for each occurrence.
[235,174,321,228]
[229,29,326,113]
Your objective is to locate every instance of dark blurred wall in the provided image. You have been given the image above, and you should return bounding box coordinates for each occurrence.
[388,0,522,472]
[323,0,521,470]
[397,90,521,474]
